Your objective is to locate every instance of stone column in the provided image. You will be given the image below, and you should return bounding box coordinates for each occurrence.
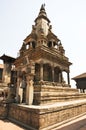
[16,77,19,102]
[67,72,70,85]
[26,74,34,105]
[52,41,53,48]
[59,72,62,83]
[16,76,23,103]
[40,63,43,81]
[52,66,54,82]
[30,42,33,48]
[18,79,23,103]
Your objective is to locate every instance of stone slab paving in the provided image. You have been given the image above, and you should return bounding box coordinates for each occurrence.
[57,114,86,130]
[0,119,27,130]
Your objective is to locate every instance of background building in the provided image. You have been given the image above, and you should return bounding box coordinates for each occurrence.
[73,73,86,93]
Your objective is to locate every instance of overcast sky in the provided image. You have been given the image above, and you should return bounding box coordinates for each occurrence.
[0,0,86,88]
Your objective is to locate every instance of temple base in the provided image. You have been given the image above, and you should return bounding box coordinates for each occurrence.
[7,99,86,130]
[0,85,86,130]
[33,84,86,105]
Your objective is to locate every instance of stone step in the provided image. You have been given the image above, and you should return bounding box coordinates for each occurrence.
[34,85,79,93]
[33,85,86,105]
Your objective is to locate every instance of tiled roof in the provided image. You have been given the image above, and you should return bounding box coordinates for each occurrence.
[0,64,3,69]
[72,73,86,80]
[0,54,15,62]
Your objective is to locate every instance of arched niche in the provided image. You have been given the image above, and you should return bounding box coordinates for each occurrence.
[26,41,36,49]
[47,41,52,48]
[32,41,36,49]
[26,43,30,49]
[47,40,58,49]
[53,42,58,49]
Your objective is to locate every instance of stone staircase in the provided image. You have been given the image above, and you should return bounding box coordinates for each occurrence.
[34,84,86,105]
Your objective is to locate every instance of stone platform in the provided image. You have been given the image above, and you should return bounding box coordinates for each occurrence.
[7,99,86,130]
[0,85,86,130]
[34,85,86,105]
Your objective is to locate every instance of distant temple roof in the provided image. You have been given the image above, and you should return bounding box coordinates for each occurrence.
[72,73,86,80]
[0,54,15,63]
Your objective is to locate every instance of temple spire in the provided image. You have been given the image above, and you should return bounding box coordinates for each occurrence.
[40,4,45,11]
[34,4,50,37]
[35,4,50,23]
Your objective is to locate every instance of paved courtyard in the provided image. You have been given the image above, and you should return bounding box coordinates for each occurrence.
[0,114,86,130]
[57,114,86,130]
[0,119,26,130]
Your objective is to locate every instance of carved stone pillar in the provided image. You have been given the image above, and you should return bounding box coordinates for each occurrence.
[30,42,33,48]
[67,72,70,85]
[19,79,23,103]
[52,66,54,82]
[40,63,43,81]
[26,74,34,105]
[52,41,54,48]
[59,71,62,83]
[16,77,19,102]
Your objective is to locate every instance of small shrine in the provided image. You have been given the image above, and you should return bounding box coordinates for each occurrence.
[14,4,72,105]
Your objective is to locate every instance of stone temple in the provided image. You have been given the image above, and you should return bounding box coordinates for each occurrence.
[15,4,72,105]
[0,4,86,130]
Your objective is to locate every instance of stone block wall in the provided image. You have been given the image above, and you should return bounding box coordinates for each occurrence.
[8,104,40,129]
[39,102,86,130]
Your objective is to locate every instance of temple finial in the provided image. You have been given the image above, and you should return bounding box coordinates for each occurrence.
[40,3,45,10]
[43,3,45,7]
